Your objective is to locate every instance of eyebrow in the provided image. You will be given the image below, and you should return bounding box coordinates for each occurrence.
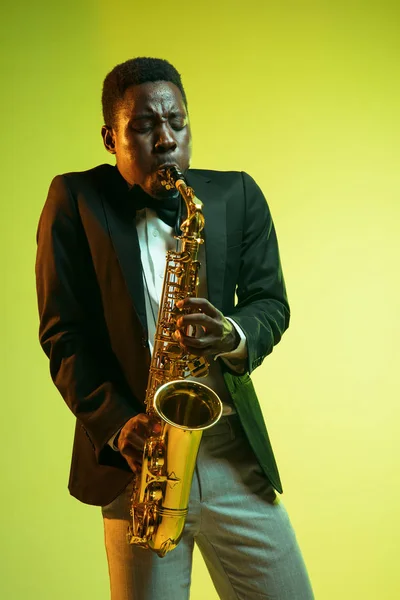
[131,111,186,121]
[131,113,153,121]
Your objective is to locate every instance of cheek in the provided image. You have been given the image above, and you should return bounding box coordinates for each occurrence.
[120,137,146,165]
[114,134,131,158]
[180,133,192,163]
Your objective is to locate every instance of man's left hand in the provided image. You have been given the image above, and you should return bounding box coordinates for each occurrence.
[174,298,239,357]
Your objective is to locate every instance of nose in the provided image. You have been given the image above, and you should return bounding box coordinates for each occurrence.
[154,123,177,153]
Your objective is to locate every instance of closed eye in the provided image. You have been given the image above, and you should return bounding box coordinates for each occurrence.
[129,112,187,133]
[169,116,187,131]
[130,116,153,133]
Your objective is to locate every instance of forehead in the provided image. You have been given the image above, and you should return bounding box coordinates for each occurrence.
[119,81,186,117]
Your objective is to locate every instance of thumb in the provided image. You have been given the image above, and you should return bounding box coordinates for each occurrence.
[152,421,162,434]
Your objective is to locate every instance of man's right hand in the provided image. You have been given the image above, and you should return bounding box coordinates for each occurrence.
[117,414,162,474]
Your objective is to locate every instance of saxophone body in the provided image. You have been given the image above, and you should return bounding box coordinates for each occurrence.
[127,166,222,557]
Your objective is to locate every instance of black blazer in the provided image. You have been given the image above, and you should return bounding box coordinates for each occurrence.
[35,164,290,505]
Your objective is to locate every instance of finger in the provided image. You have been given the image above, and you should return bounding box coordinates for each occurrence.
[174,329,209,347]
[121,414,147,438]
[151,421,162,435]
[121,430,146,451]
[178,333,215,349]
[184,346,211,357]
[176,297,219,318]
[136,413,156,434]
[120,444,143,461]
[121,450,142,474]
[125,457,142,474]
[174,331,216,357]
[122,415,161,445]
[176,312,219,333]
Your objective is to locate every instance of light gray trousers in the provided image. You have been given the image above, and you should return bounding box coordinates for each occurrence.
[102,416,314,600]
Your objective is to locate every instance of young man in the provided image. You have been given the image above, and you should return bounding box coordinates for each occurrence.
[36,57,314,599]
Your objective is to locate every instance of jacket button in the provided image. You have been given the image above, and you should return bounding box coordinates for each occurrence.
[141,336,148,347]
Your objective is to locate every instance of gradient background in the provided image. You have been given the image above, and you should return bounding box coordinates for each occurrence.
[1,1,399,598]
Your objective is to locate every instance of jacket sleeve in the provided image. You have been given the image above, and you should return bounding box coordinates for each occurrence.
[227,172,290,374]
[35,175,139,462]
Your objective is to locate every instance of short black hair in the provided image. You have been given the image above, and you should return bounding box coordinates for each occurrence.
[102,57,187,128]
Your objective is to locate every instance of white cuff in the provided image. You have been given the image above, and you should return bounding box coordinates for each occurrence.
[214,318,247,373]
[108,428,122,451]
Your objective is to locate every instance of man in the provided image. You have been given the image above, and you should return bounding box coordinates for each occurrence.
[36,57,314,599]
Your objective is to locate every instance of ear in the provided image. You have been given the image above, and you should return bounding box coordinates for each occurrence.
[101,125,116,154]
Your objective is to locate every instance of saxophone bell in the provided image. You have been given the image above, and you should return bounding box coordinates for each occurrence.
[154,379,222,431]
[128,379,222,557]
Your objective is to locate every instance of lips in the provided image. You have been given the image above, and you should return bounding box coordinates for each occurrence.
[154,161,178,172]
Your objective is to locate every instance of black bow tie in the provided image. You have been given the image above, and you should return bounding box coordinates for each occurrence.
[131,187,181,228]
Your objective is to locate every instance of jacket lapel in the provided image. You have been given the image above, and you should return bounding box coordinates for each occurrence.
[186,171,227,310]
[99,166,147,331]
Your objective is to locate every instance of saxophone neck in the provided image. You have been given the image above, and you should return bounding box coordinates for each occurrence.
[158,166,205,238]
[176,182,204,239]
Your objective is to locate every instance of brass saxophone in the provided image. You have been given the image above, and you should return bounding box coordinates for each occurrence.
[127,166,223,557]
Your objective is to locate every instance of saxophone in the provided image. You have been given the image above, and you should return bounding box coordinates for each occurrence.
[127,166,223,557]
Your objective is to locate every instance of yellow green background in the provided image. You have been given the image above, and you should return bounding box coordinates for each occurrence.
[1,1,399,598]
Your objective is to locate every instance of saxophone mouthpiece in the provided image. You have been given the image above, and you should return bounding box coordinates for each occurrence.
[166,166,183,181]
[158,166,186,190]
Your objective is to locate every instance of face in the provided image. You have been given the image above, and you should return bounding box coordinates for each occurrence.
[102,81,192,199]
